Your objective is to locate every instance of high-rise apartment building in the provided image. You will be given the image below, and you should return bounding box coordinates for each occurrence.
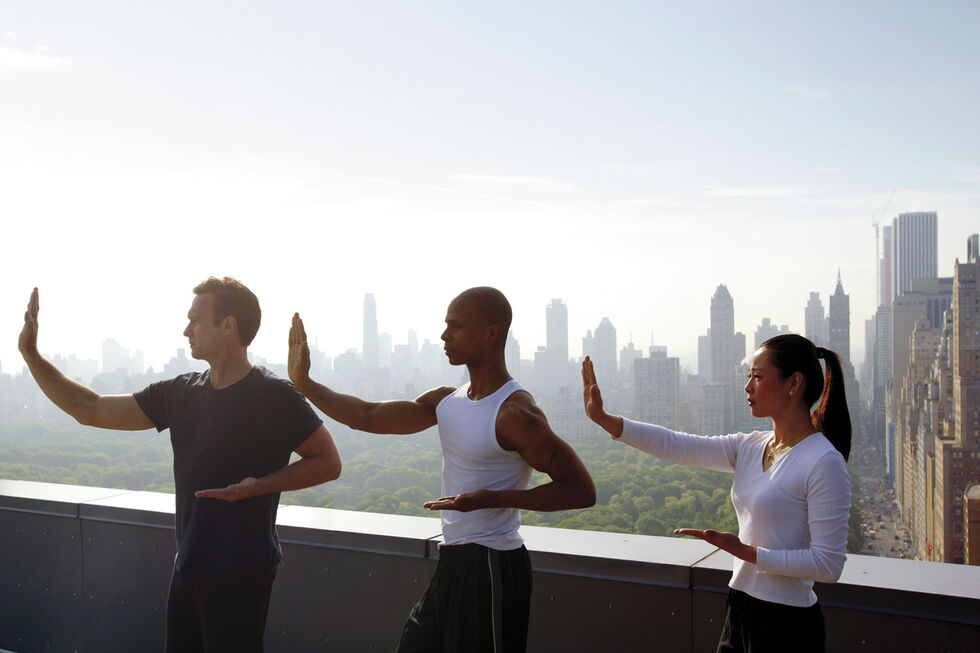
[891,212,938,302]
[634,346,680,429]
[896,318,943,546]
[967,485,980,565]
[894,236,980,564]
[890,278,953,397]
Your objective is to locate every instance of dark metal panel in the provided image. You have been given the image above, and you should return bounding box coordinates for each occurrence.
[266,541,434,652]
[79,517,176,653]
[528,572,693,653]
[823,603,980,653]
[0,509,84,652]
[691,588,729,653]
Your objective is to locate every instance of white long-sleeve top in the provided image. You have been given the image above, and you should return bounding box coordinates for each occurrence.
[619,419,850,607]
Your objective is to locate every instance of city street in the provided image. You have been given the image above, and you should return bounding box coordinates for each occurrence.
[855,467,914,559]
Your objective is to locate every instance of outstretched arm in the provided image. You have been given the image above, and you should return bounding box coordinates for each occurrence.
[425,392,596,513]
[18,288,153,431]
[195,424,342,501]
[288,312,447,434]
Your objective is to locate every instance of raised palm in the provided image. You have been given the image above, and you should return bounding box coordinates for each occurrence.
[581,356,606,424]
[18,288,40,356]
[288,312,312,392]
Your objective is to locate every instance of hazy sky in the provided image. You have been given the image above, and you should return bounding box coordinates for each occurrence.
[2,1,979,375]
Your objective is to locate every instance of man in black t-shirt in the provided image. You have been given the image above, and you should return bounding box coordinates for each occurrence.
[18,278,341,653]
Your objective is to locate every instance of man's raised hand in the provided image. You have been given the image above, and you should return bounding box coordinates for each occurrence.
[288,312,312,394]
[19,288,40,357]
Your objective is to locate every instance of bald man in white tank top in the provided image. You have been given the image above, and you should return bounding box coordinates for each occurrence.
[288,287,596,653]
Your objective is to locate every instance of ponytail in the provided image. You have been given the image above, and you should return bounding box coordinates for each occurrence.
[761,335,852,461]
[812,347,851,461]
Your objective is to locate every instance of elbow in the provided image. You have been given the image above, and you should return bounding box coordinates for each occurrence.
[578,479,597,509]
[75,410,97,427]
[324,459,342,483]
[815,553,846,584]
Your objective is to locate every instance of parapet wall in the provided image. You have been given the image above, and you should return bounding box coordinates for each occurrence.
[1,479,978,652]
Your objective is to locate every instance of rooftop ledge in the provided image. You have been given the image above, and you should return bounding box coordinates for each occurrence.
[2,479,979,652]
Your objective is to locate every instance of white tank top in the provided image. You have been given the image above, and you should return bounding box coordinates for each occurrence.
[436,379,533,550]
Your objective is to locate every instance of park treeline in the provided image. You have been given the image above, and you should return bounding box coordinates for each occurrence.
[0,422,863,551]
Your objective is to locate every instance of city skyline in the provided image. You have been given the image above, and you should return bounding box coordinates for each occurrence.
[0,272,887,378]
[2,2,979,377]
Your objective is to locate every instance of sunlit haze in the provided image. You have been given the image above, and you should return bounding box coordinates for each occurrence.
[2,2,979,376]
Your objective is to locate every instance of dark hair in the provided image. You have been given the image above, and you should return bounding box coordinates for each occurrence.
[761,333,851,461]
[193,277,261,346]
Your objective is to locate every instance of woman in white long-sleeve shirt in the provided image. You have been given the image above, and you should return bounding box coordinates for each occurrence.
[582,334,851,653]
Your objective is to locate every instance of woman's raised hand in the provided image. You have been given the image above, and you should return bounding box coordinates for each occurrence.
[581,356,623,437]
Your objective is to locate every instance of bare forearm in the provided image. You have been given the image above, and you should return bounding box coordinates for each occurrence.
[22,350,98,424]
[301,380,381,432]
[491,478,596,512]
[299,379,438,435]
[253,455,341,496]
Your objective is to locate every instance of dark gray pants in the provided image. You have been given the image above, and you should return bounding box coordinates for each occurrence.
[165,564,277,653]
[398,543,532,653]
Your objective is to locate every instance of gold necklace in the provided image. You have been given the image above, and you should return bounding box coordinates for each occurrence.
[766,439,789,465]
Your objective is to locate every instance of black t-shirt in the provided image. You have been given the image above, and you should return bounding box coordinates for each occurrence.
[134,366,322,575]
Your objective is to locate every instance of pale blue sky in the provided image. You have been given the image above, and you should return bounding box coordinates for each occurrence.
[2,1,978,374]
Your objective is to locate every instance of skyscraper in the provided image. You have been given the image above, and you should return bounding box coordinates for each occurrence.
[891,211,938,302]
[546,299,569,365]
[536,299,570,394]
[805,292,826,346]
[710,285,737,384]
[593,317,617,386]
[754,318,790,349]
[696,285,746,434]
[363,293,378,369]
[881,225,893,308]
[829,272,850,364]
[539,299,570,393]
[930,237,980,562]
[634,347,680,429]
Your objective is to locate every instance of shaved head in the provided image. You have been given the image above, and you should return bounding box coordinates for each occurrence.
[452,287,512,335]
